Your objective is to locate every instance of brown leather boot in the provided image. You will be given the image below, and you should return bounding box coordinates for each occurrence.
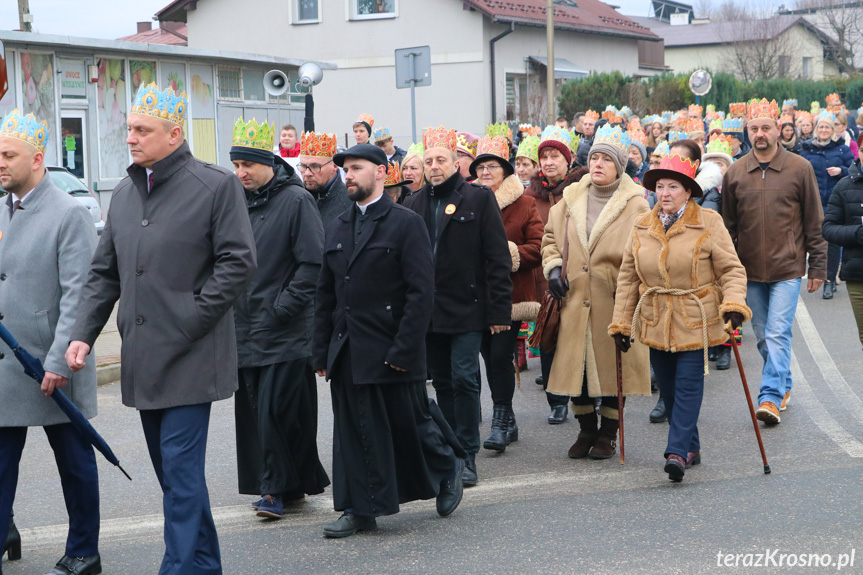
[567,411,598,459]
[516,339,528,372]
[588,416,619,459]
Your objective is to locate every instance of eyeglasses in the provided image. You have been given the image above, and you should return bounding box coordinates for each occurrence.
[476,164,503,173]
[298,160,333,174]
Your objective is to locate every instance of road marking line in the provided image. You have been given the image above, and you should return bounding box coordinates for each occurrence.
[795,298,863,425]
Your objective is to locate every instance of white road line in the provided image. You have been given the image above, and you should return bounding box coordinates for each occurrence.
[795,298,863,425]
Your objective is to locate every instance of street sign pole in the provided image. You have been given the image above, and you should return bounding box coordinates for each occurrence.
[395,46,431,145]
[409,52,417,143]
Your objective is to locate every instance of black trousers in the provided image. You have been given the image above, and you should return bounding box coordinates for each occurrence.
[540,346,569,408]
[480,321,521,407]
[828,242,841,284]
[330,348,461,517]
[570,377,624,414]
[235,358,330,498]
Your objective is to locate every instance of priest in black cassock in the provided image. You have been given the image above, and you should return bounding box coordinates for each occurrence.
[313,144,466,538]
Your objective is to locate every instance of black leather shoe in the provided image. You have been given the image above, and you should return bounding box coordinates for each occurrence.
[44,555,102,575]
[547,404,568,424]
[649,397,667,423]
[506,411,519,444]
[4,517,20,562]
[322,513,377,538]
[436,458,465,517]
[716,346,731,370]
[462,458,478,487]
[535,375,544,386]
[823,281,835,299]
[708,346,718,362]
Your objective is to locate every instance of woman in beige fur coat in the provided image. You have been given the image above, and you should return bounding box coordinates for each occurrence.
[541,126,651,460]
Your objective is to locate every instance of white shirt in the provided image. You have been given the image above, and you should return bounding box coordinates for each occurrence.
[356,193,383,215]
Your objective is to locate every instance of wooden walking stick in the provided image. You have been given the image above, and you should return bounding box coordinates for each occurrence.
[615,346,625,465]
[728,324,771,474]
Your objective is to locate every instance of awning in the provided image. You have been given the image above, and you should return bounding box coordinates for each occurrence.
[527,56,588,80]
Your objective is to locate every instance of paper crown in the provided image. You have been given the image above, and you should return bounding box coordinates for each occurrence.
[424,126,458,152]
[667,130,688,143]
[627,119,642,131]
[405,141,424,161]
[518,123,533,133]
[722,118,745,135]
[0,109,49,153]
[356,113,375,129]
[620,106,633,118]
[811,101,822,114]
[593,124,630,153]
[456,131,478,157]
[131,82,187,126]
[729,102,747,116]
[658,153,698,179]
[540,125,573,149]
[826,93,841,105]
[706,134,733,156]
[475,135,510,161]
[816,111,836,125]
[584,110,600,121]
[661,110,674,120]
[627,128,647,146]
[300,131,338,158]
[671,114,687,128]
[796,111,813,124]
[686,118,705,135]
[706,104,716,113]
[779,114,795,125]
[651,140,670,158]
[385,162,405,187]
[748,98,780,121]
[783,99,798,108]
[605,105,619,113]
[601,110,616,121]
[708,118,723,130]
[516,134,540,163]
[487,122,513,141]
[374,127,392,142]
[610,115,625,124]
[232,117,275,151]
[827,105,844,114]
[688,104,703,117]
[568,130,581,154]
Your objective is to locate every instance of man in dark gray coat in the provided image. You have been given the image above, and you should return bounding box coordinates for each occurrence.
[229,118,329,520]
[298,131,351,226]
[0,110,100,575]
[66,84,256,575]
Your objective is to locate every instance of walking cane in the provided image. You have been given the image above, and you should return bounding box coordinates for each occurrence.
[615,346,625,465]
[514,357,521,388]
[728,323,771,474]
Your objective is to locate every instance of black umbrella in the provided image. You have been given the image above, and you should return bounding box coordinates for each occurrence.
[0,321,131,480]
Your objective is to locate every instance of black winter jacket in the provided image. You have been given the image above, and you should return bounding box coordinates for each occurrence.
[822,160,863,282]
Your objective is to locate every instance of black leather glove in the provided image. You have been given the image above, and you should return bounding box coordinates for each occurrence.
[724,311,744,330]
[612,333,631,353]
[548,266,569,300]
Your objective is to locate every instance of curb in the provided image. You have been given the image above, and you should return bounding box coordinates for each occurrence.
[97,363,121,387]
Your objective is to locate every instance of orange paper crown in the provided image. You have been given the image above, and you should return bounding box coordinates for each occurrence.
[779,114,794,125]
[475,135,510,161]
[729,102,747,116]
[300,131,338,158]
[747,98,780,121]
[627,128,647,145]
[356,113,375,129]
[627,119,642,131]
[796,111,813,124]
[385,162,403,187]
[659,153,698,179]
[584,110,600,121]
[686,118,705,134]
[688,104,703,117]
[601,110,615,121]
[826,93,841,105]
[424,125,458,152]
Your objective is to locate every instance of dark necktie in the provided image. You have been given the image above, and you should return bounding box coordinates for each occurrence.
[148,172,155,192]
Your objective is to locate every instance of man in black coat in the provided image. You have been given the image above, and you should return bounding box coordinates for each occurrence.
[229,119,330,520]
[403,127,513,486]
[298,131,352,227]
[313,144,465,538]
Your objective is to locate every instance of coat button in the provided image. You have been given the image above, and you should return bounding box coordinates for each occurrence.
[386,305,392,311]
[345,307,351,314]
[0,352,4,360]
[0,313,4,320]
[141,219,149,227]
[584,300,590,307]
[0,274,6,281]
[135,316,144,325]
[344,276,350,282]
[337,243,342,249]
[136,268,143,276]
[583,265,588,272]
[337,332,343,339]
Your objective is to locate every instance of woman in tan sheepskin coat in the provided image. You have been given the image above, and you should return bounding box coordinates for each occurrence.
[609,153,751,482]
[541,127,651,461]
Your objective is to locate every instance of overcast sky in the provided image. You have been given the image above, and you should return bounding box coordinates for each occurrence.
[1,0,655,40]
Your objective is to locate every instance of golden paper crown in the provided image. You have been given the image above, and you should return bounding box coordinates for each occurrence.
[356,113,375,129]
[486,123,513,141]
[0,109,49,154]
[424,125,458,152]
[131,82,187,126]
[300,131,338,158]
[729,102,747,116]
[475,135,510,161]
[584,110,599,121]
[686,118,705,134]
[747,98,780,121]
[385,162,405,187]
[688,104,703,117]
[455,132,478,157]
[232,117,275,151]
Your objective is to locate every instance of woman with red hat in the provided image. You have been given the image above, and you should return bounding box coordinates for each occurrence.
[610,153,752,482]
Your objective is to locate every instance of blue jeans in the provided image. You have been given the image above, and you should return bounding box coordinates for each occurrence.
[426,331,483,456]
[746,278,801,407]
[650,349,703,458]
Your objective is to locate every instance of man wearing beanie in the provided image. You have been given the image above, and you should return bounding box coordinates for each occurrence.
[314,143,466,537]
[228,118,330,520]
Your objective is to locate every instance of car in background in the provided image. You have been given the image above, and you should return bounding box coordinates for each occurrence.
[0,167,104,235]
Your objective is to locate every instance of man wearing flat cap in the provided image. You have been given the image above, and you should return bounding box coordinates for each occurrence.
[229,118,330,520]
[314,143,465,538]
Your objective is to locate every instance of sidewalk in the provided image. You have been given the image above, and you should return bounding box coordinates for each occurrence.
[94,305,121,384]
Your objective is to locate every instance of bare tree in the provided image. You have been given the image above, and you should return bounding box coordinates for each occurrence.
[722,16,802,81]
[694,0,714,19]
[790,0,863,73]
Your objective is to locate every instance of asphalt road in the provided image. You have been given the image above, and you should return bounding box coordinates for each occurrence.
[5,283,863,575]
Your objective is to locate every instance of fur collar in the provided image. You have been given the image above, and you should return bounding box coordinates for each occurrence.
[563,174,647,253]
[495,174,524,210]
[695,160,723,192]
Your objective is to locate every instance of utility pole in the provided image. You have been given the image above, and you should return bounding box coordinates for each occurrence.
[546,0,555,126]
[18,0,32,32]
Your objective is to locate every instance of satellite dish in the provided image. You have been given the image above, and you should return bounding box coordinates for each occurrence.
[263,69,288,97]
[688,69,712,97]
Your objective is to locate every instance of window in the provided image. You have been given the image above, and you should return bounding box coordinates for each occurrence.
[218,67,241,100]
[802,56,813,79]
[778,55,790,78]
[243,68,265,101]
[295,0,321,23]
[350,0,397,20]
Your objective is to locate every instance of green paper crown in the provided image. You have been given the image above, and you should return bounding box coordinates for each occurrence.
[486,122,512,141]
[232,117,275,152]
[516,135,540,163]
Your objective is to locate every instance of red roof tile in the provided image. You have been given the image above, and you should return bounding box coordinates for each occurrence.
[465,0,658,41]
[118,24,187,46]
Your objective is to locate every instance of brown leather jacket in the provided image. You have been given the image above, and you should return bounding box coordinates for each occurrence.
[721,144,827,283]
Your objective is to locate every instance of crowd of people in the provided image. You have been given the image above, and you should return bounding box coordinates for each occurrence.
[2,82,863,575]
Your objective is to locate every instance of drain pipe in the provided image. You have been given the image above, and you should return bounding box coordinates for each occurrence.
[490,22,515,123]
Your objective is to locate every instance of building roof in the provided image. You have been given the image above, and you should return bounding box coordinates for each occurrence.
[118,23,188,46]
[629,14,829,47]
[464,0,659,41]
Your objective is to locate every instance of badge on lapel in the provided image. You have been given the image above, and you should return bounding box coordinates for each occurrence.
[445,204,456,215]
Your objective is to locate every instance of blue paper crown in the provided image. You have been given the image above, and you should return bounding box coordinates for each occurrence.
[605,105,618,113]
[816,111,836,125]
[652,141,670,158]
[131,82,187,126]
[593,124,630,152]
[666,130,688,143]
[783,99,798,108]
[661,111,673,120]
[722,118,745,135]
[539,125,572,148]
[620,106,633,118]
[374,128,392,142]
[0,109,49,153]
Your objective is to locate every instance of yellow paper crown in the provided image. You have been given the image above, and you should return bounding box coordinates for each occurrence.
[747,98,780,121]
[456,132,478,157]
[131,82,187,126]
[232,117,275,152]
[300,131,338,158]
[424,126,458,152]
[0,109,49,153]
